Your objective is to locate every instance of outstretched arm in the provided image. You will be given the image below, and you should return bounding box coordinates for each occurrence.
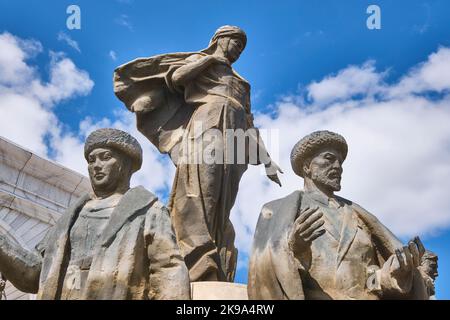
[246,115,283,186]
[0,234,41,293]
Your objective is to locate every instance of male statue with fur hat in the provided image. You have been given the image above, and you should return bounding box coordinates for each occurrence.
[0,128,190,300]
[248,130,437,300]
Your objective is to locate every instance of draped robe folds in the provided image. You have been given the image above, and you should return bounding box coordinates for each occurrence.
[248,191,430,300]
[36,186,190,300]
[114,52,257,282]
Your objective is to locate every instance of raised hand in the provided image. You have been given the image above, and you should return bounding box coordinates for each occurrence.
[288,206,325,255]
[265,161,283,187]
[380,237,425,295]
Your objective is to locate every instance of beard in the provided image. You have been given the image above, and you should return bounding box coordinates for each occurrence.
[311,169,342,192]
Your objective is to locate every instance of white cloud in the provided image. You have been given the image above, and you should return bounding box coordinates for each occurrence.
[231,47,450,258]
[0,32,94,158]
[389,47,450,97]
[57,31,81,53]
[0,32,41,86]
[307,61,384,105]
[0,92,56,155]
[29,52,94,106]
[2,31,450,276]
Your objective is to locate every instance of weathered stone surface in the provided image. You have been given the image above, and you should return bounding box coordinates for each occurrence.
[191,281,248,300]
[248,130,438,300]
[0,136,91,300]
[114,26,282,282]
[0,129,190,300]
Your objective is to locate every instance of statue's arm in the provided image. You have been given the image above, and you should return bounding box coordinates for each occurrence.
[171,55,215,86]
[0,234,41,293]
[246,117,283,185]
[145,203,190,300]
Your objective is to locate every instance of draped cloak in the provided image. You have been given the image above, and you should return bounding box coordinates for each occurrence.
[114,48,256,282]
[36,186,190,300]
[248,191,430,300]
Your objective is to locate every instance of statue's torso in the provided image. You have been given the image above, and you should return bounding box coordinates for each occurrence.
[184,60,250,111]
[60,194,121,300]
[300,192,380,300]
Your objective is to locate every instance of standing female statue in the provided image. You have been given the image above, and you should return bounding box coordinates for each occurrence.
[114,25,282,282]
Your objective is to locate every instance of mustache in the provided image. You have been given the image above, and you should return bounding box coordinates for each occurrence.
[327,169,342,179]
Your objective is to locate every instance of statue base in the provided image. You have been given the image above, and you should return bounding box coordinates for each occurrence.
[191,281,248,300]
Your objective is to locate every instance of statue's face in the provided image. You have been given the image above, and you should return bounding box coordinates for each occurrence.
[423,258,439,280]
[218,36,244,63]
[87,147,128,194]
[305,147,344,193]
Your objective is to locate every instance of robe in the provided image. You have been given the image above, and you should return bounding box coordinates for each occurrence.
[36,186,190,300]
[248,190,429,300]
[114,51,258,282]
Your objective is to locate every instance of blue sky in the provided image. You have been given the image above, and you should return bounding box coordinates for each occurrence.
[1,0,449,299]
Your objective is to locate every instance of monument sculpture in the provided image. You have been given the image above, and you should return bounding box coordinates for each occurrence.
[419,251,438,299]
[114,25,282,282]
[248,130,437,300]
[0,128,190,300]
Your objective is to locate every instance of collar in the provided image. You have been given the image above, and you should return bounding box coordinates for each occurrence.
[304,189,343,208]
[100,186,158,247]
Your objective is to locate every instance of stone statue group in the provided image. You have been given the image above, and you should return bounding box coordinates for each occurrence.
[0,26,438,300]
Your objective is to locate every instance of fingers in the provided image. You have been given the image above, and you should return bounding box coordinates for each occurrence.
[301,219,325,237]
[297,206,320,224]
[414,236,426,258]
[408,240,420,267]
[274,163,284,174]
[298,212,324,234]
[402,246,414,270]
[267,174,282,187]
[395,249,405,270]
[306,229,326,242]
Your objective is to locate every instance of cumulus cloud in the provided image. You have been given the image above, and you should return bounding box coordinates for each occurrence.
[2,31,450,277]
[307,61,385,105]
[0,32,41,86]
[0,32,172,204]
[0,32,94,157]
[232,47,450,258]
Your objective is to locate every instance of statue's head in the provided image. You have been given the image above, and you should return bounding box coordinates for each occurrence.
[84,128,142,198]
[291,131,348,195]
[209,25,247,64]
[421,251,438,280]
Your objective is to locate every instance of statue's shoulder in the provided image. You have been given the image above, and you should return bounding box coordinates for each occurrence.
[128,186,171,220]
[260,191,302,221]
[263,190,302,210]
[253,191,302,251]
[335,195,374,216]
[335,195,354,207]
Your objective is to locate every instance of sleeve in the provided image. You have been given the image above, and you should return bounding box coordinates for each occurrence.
[144,201,191,300]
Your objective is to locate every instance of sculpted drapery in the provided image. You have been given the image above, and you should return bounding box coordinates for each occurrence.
[114,26,280,282]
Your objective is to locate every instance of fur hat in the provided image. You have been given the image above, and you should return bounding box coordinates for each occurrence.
[290,130,348,177]
[84,128,143,172]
